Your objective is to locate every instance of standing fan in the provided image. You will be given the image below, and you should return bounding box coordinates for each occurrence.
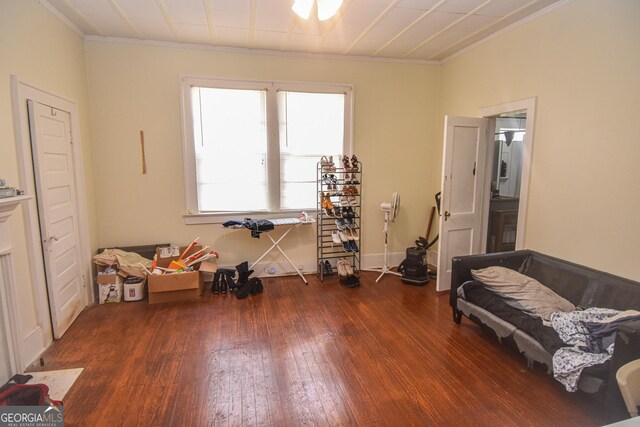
[364,192,403,283]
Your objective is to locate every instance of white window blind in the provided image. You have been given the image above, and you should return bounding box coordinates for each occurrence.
[278,91,345,210]
[192,87,268,212]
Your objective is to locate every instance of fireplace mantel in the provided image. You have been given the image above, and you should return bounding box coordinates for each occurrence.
[0,195,32,254]
[0,195,32,222]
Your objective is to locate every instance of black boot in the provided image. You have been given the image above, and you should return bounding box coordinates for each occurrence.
[220,274,228,294]
[250,277,264,295]
[212,272,220,294]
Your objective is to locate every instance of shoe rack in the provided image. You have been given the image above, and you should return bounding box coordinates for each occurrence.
[316,160,362,281]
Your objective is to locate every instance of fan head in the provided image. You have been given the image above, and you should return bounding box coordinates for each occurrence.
[379,192,400,221]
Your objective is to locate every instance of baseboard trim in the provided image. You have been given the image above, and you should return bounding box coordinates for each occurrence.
[217,251,408,278]
[22,326,46,370]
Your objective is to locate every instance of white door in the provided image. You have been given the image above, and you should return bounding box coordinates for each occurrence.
[28,101,86,338]
[436,116,489,292]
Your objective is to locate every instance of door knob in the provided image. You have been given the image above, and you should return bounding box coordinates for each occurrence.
[444,211,451,221]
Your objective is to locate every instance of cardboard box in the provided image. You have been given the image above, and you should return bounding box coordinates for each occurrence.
[148,245,204,304]
[98,277,124,304]
[148,272,202,304]
[96,265,125,304]
[199,261,218,283]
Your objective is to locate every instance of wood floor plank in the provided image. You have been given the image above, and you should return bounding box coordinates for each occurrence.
[32,272,610,426]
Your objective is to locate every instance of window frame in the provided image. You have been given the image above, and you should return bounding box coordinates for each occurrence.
[179,76,353,224]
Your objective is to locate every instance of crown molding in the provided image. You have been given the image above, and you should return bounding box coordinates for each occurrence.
[83,36,440,65]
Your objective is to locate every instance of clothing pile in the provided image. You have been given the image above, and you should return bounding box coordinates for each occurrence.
[223,218,274,238]
[551,308,640,391]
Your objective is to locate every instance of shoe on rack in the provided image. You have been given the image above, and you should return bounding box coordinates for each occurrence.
[335,218,347,230]
[321,155,335,172]
[351,155,359,172]
[331,230,342,246]
[349,196,358,207]
[344,229,354,240]
[337,258,348,277]
[338,231,351,252]
[350,173,359,185]
[348,240,359,252]
[343,259,354,276]
[351,228,359,240]
[342,155,352,171]
[324,260,333,276]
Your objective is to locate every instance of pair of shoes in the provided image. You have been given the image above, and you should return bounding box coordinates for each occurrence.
[337,258,359,287]
[212,268,236,294]
[321,260,333,276]
[344,173,359,185]
[322,173,338,185]
[235,261,263,299]
[343,217,355,229]
[335,218,347,230]
[299,211,314,223]
[327,184,338,196]
[321,156,336,172]
[340,195,357,206]
[343,186,359,196]
[340,274,360,288]
[236,277,263,299]
[342,238,359,252]
[333,230,350,251]
[342,155,352,171]
[322,192,337,217]
[344,228,359,240]
[341,207,355,219]
[350,155,360,172]
[337,258,353,276]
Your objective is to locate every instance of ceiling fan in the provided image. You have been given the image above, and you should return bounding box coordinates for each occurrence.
[292,0,344,21]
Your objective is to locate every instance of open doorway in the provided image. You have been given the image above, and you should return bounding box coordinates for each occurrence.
[436,98,535,292]
[486,111,526,253]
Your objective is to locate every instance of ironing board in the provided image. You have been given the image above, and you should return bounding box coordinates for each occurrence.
[226,217,314,284]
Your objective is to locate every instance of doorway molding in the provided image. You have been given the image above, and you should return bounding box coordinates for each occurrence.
[10,76,93,366]
[478,97,537,251]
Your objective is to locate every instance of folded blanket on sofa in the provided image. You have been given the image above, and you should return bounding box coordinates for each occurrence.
[460,280,566,354]
[471,266,575,321]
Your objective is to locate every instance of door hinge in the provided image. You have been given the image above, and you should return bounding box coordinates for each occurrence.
[82,275,87,288]
[473,161,476,176]
[69,130,73,144]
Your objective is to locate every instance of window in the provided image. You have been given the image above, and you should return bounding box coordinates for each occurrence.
[181,77,352,222]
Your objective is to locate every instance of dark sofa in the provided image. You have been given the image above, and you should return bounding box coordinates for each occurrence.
[450,250,640,421]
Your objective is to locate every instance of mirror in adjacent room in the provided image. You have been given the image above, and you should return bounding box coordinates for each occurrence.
[486,111,526,253]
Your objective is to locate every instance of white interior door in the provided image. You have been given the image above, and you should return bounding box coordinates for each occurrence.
[28,101,86,338]
[436,116,489,292]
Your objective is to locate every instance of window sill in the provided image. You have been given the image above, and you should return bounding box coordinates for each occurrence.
[183,210,318,225]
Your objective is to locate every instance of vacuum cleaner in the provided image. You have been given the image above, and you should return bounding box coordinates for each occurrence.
[398,192,441,285]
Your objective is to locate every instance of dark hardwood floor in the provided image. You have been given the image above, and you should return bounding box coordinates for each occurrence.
[33,272,608,426]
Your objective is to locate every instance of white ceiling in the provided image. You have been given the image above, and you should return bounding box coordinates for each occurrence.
[45,0,563,62]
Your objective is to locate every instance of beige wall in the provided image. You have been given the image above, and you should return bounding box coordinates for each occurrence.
[85,41,440,269]
[438,0,640,280]
[0,0,96,364]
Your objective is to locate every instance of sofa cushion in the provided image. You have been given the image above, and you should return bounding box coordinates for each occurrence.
[471,266,575,321]
[520,254,593,306]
